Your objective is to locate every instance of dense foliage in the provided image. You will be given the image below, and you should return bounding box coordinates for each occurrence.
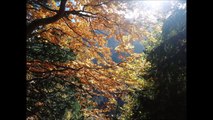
[131,8,186,120]
[26,0,186,119]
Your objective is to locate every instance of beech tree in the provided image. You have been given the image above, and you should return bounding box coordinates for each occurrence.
[26,0,157,119]
[26,0,180,119]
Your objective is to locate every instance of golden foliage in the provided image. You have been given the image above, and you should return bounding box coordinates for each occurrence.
[27,0,157,118]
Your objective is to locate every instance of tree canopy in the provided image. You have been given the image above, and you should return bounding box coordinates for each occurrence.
[26,0,186,119]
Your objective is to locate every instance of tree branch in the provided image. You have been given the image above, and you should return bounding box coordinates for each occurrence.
[65,10,97,18]
[27,0,68,37]
[27,0,100,37]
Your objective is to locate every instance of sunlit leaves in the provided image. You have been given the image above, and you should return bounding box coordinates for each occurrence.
[26,0,166,119]
[118,94,136,120]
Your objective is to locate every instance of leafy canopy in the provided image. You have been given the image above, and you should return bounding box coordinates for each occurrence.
[26,0,170,119]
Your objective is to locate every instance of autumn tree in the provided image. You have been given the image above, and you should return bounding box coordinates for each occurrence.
[26,0,157,119]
